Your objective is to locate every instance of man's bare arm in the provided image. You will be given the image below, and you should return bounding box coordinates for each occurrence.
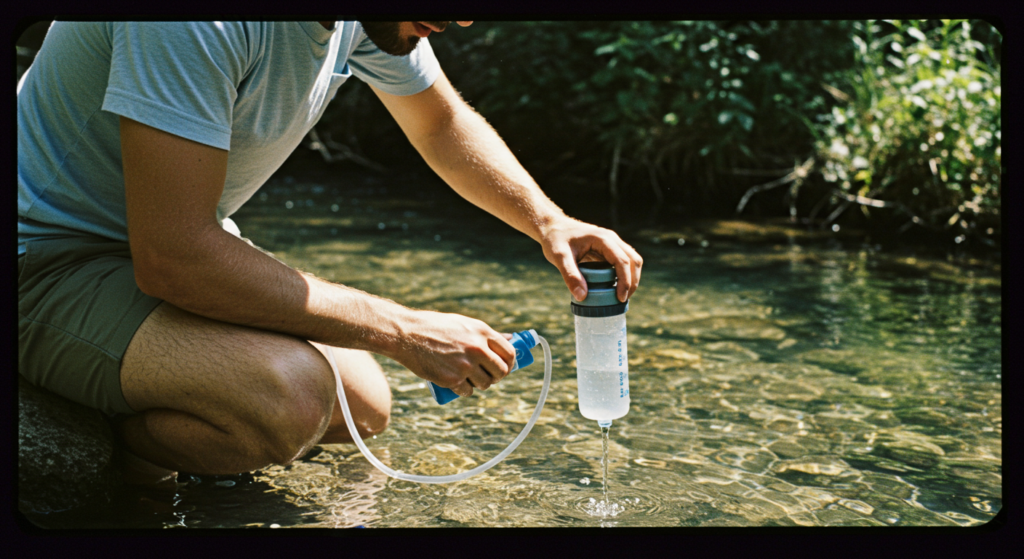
[371,73,643,303]
[120,117,513,396]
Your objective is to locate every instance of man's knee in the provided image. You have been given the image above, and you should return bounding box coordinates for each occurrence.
[255,341,337,464]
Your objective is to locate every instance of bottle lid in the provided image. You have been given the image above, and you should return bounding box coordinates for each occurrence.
[579,262,616,286]
[573,262,627,312]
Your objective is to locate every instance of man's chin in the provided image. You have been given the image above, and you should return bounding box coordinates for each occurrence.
[388,37,420,57]
[360,21,421,57]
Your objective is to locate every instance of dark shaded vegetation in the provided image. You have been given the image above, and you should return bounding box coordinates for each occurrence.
[17,19,1001,254]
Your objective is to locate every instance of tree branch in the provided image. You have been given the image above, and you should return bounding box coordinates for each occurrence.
[735,157,814,214]
[305,127,388,173]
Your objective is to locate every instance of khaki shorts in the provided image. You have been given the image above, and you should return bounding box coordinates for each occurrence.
[18,235,162,416]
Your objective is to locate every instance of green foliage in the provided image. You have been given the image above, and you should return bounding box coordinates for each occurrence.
[430,21,854,214]
[814,20,1001,237]
[18,20,999,243]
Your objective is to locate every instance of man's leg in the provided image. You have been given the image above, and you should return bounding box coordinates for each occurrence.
[117,302,391,475]
[309,344,392,445]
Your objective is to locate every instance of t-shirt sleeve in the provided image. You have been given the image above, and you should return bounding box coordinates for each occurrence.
[347,31,441,96]
[101,22,252,151]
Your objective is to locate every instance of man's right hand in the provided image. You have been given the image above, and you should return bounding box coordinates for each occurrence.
[389,310,516,397]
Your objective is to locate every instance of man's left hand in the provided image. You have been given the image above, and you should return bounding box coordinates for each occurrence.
[539,217,643,304]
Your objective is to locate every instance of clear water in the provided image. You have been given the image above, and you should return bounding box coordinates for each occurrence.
[23,173,1001,528]
[583,425,625,520]
[575,314,629,423]
[576,370,629,423]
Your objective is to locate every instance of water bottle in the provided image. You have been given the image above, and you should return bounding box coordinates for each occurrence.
[428,329,539,405]
[572,262,629,428]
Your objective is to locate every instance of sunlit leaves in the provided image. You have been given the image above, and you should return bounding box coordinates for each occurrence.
[814,19,1000,231]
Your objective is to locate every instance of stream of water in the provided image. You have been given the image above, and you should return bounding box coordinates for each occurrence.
[24,173,1001,528]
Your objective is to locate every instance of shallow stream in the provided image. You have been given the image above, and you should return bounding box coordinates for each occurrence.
[27,173,1001,528]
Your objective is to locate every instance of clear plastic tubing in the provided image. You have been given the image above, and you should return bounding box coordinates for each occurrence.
[326,334,553,484]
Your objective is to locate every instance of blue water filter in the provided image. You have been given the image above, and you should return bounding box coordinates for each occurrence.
[428,329,539,405]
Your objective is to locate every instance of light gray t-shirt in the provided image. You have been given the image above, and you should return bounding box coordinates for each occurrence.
[18,21,441,253]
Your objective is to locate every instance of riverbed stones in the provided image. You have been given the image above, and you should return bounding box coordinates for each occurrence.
[18,376,120,514]
[895,406,953,427]
[653,348,702,363]
[767,438,810,459]
[772,456,853,477]
[709,447,775,474]
[662,316,786,342]
[795,348,866,375]
[703,341,761,362]
[408,443,480,476]
[865,410,902,427]
[875,435,946,469]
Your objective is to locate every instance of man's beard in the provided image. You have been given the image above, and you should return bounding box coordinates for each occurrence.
[359,21,448,56]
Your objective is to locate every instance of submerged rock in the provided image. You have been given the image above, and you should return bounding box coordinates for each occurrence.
[664,316,787,342]
[795,349,866,375]
[876,439,945,469]
[772,456,853,477]
[18,376,121,514]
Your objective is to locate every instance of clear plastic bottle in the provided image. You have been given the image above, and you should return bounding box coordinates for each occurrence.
[572,262,629,428]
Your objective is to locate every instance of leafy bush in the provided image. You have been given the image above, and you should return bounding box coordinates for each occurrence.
[430,21,855,219]
[812,20,1001,242]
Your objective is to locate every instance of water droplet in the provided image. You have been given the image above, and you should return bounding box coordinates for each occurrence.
[331,204,339,212]
[434,235,441,241]
[285,201,294,209]
[677,238,685,246]
[832,224,840,232]
[378,222,386,230]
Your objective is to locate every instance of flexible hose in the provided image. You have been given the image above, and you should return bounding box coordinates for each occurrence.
[327,335,553,484]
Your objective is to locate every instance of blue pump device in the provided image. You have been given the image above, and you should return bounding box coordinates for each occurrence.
[428,329,538,405]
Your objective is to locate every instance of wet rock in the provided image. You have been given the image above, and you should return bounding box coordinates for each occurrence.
[865,410,901,427]
[768,438,809,459]
[760,379,824,402]
[703,341,761,362]
[895,407,953,427]
[408,444,480,476]
[876,438,945,469]
[795,349,865,375]
[788,486,840,509]
[18,376,120,514]
[856,472,917,500]
[772,456,852,477]
[653,348,702,363]
[709,447,775,473]
[812,412,873,434]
